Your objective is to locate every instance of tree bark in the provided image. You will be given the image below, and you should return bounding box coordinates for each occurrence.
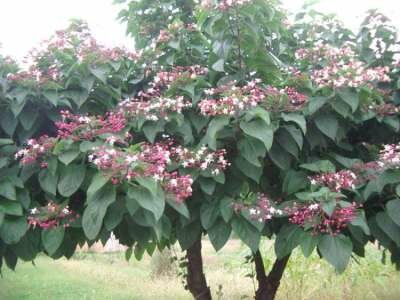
[186,238,212,300]
[254,251,291,300]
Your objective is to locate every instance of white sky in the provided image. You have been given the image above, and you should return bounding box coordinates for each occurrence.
[0,0,399,62]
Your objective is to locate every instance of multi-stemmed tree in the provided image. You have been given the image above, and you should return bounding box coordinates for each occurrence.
[1,1,400,299]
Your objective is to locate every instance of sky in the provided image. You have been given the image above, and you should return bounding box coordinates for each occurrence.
[0,0,399,62]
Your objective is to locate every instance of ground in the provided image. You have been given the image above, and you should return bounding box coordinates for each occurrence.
[1,239,400,300]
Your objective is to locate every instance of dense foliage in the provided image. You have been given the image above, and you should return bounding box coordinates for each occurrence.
[1,1,400,299]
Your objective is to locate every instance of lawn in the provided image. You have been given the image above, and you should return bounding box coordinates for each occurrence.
[1,239,400,300]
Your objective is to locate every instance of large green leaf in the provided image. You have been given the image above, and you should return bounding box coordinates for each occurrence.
[0,216,28,244]
[0,180,16,200]
[82,185,116,240]
[240,119,273,150]
[231,216,260,253]
[376,212,400,246]
[300,160,336,173]
[238,137,266,167]
[318,234,353,273]
[275,224,304,259]
[38,169,58,196]
[314,114,338,141]
[208,218,231,251]
[201,116,230,150]
[200,201,219,230]
[127,185,165,220]
[387,199,400,226]
[42,227,65,255]
[58,164,86,197]
[282,113,307,134]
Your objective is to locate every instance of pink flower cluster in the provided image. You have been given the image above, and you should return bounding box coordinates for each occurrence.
[171,145,230,175]
[153,65,208,88]
[246,194,283,222]
[56,110,126,140]
[28,202,78,230]
[201,0,252,11]
[119,96,191,121]
[378,143,400,169]
[157,29,172,44]
[309,170,357,192]
[287,202,358,235]
[7,21,141,84]
[15,136,56,165]
[198,80,266,116]
[88,143,195,202]
[296,43,391,88]
[367,103,400,116]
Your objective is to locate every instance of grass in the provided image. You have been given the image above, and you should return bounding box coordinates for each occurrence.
[1,239,400,299]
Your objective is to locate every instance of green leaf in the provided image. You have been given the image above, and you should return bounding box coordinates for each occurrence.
[143,121,164,143]
[268,143,292,170]
[177,222,201,250]
[306,96,328,115]
[350,212,370,235]
[220,197,234,222]
[283,171,308,195]
[235,157,262,183]
[58,149,80,165]
[240,119,273,150]
[127,185,164,220]
[275,224,304,259]
[318,234,352,273]
[0,212,4,226]
[82,185,116,240]
[201,116,230,150]
[212,59,225,72]
[0,180,16,200]
[245,107,270,125]
[42,227,65,255]
[200,201,219,230]
[58,164,86,197]
[376,212,400,246]
[321,199,336,216]
[337,89,359,113]
[208,218,231,251]
[0,216,28,244]
[231,216,260,253]
[87,172,109,199]
[387,199,400,226]
[300,233,319,257]
[282,113,307,134]
[238,137,266,167]
[0,200,23,216]
[166,197,190,219]
[199,177,216,195]
[314,114,338,140]
[300,160,336,173]
[38,169,58,196]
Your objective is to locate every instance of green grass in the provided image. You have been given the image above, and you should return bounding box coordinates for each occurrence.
[1,239,400,299]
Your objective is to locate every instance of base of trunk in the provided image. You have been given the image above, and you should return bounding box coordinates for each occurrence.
[186,238,212,300]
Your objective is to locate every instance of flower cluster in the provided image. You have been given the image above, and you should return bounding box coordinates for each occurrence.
[153,65,208,88]
[14,136,56,165]
[28,202,78,230]
[7,21,141,84]
[56,110,126,140]
[201,0,252,11]
[88,143,194,201]
[198,79,266,116]
[296,43,391,88]
[247,194,283,222]
[309,170,357,192]
[261,86,308,112]
[287,202,358,235]
[119,96,192,121]
[171,145,230,175]
[366,103,400,116]
[378,143,400,169]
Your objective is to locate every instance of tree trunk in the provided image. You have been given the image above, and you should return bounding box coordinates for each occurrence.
[186,238,212,300]
[254,251,291,300]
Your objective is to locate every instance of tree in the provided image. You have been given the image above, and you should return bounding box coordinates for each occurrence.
[1,1,400,300]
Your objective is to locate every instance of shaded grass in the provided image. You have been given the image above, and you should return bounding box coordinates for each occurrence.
[1,239,399,299]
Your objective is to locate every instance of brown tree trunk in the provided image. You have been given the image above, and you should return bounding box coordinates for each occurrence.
[254,251,291,300]
[186,238,212,300]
